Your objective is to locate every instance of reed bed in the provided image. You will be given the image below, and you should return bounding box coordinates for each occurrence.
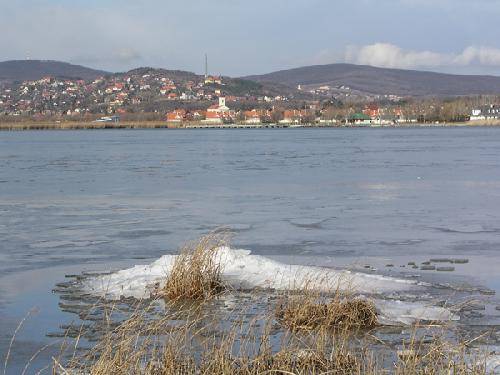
[54,301,489,375]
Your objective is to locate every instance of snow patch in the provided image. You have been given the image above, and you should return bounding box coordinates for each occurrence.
[84,246,458,325]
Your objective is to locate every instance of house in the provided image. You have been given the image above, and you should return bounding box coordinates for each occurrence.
[243,109,264,124]
[112,83,124,92]
[165,84,177,91]
[94,116,120,123]
[363,104,380,119]
[191,110,205,120]
[319,116,337,125]
[204,110,223,123]
[280,109,303,124]
[470,105,500,121]
[348,113,371,126]
[204,75,222,85]
[166,109,187,122]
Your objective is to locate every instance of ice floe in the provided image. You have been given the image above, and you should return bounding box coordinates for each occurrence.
[85,246,459,325]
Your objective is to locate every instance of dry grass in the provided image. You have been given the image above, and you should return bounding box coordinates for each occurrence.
[394,330,488,375]
[277,294,378,332]
[44,235,491,375]
[162,233,228,301]
[58,302,490,375]
[51,301,492,375]
[198,345,363,375]
[275,279,377,332]
[74,312,369,375]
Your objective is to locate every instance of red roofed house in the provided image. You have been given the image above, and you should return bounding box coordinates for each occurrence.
[244,109,262,124]
[113,83,124,92]
[166,109,187,122]
[205,110,222,123]
[363,104,380,119]
[243,109,271,124]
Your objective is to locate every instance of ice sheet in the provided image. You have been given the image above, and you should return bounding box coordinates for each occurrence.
[85,246,458,325]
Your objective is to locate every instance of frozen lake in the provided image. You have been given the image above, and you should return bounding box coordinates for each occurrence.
[1,127,500,373]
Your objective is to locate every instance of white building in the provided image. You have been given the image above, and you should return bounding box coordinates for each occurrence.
[470,105,500,121]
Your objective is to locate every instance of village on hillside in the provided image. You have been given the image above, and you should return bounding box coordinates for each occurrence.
[1,67,499,127]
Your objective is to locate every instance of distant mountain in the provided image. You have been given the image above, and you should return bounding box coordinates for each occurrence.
[0,60,109,82]
[245,64,500,96]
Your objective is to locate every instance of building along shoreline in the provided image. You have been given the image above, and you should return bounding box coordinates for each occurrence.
[1,119,500,131]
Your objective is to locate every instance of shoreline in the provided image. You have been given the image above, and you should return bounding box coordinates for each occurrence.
[1,119,500,131]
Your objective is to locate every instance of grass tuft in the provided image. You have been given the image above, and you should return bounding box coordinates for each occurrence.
[276,293,378,332]
[162,233,227,301]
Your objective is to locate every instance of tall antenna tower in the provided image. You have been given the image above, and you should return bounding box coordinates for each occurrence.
[204,53,208,78]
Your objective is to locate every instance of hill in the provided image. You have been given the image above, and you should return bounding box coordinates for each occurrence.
[244,64,500,97]
[115,67,299,98]
[0,60,109,82]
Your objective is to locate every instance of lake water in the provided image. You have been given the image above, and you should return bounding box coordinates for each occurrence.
[1,127,500,373]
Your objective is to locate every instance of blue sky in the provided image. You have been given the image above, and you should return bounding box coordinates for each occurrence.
[2,0,500,76]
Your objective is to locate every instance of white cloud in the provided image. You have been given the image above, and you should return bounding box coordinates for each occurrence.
[453,46,500,66]
[343,43,500,69]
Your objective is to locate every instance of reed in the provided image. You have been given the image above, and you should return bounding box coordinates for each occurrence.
[162,233,228,301]
[52,300,490,374]
[276,292,378,332]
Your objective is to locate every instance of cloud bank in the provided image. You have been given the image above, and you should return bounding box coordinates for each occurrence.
[344,43,500,70]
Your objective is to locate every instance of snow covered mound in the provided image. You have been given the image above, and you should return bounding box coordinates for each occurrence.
[85,246,416,299]
[84,246,459,325]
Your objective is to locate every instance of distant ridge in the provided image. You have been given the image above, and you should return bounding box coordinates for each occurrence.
[244,63,500,96]
[0,60,109,82]
[3,59,500,97]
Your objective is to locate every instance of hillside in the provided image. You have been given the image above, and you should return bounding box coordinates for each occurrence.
[0,60,109,82]
[0,63,308,118]
[245,64,500,97]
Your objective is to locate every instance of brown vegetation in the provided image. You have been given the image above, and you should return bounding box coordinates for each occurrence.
[57,302,488,375]
[276,294,378,332]
[162,233,227,301]
[0,120,176,131]
[30,234,490,374]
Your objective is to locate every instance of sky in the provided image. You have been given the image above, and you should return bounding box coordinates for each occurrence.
[2,0,500,76]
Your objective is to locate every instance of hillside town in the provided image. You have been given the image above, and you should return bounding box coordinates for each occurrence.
[1,67,499,127]
[0,68,293,119]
